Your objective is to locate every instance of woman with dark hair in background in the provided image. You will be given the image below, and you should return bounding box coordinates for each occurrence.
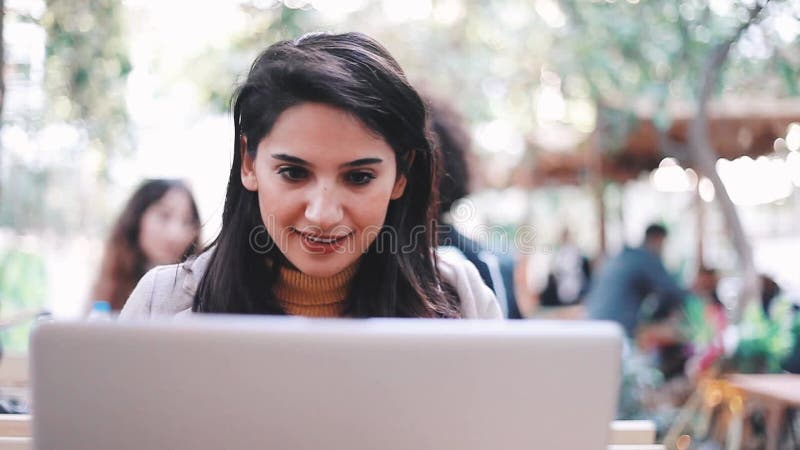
[121,32,500,319]
[91,179,201,311]
[426,94,521,319]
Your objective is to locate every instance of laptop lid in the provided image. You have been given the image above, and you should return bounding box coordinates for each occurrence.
[31,317,622,450]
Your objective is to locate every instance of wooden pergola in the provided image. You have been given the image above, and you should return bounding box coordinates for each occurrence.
[521,98,800,184]
[512,97,800,255]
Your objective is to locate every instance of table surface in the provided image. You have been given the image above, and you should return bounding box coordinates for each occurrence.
[725,374,800,406]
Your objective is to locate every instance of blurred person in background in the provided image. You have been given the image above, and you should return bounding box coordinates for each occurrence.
[753,274,800,374]
[690,266,727,337]
[759,274,782,317]
[782,299,800,374]
[539,228,592,308]
[691,267,722,307]
[427,94,522,319]
[680,267,727,380]
[91,179,201,311]
[585,223,686,339]
[513,247,549,318]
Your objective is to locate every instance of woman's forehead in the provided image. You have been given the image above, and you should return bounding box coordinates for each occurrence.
[150,188,191,212]
[258,103,396,166]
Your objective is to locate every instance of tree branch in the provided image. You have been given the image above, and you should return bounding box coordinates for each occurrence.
[695,1,768,119]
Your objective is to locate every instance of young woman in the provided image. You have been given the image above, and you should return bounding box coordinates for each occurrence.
[121,32,500,319]
[92,179,201,311]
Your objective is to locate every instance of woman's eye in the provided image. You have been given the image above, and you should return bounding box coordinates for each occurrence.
[346,171,376,186]
[277,166,309,182]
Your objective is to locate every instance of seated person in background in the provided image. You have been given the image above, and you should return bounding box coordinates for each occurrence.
[732,274,799,373]
[759,274,782,317]
[121,32,501,320]
[427,95,521,319]
[692,267,721,303]
[585,223,686,339]
[513,249,549,318]
[781,302,800,373]
[753,274,800,374]
[91,179,201,311]
[680,267,727,379]
[691,266,727,329]
[539,229,592,307]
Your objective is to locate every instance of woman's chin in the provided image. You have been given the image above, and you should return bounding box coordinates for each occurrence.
[289,256,355,278]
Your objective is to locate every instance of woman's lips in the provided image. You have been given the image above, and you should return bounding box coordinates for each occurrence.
[293,229,352,255]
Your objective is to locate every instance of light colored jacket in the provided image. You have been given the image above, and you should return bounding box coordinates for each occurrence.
[120,247,502,320]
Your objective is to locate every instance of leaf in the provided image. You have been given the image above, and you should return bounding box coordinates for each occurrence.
[776,57,800,96]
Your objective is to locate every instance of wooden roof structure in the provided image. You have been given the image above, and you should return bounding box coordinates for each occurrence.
[518,97,800,186]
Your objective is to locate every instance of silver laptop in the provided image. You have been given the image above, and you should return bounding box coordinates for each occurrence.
[31,317,622,450]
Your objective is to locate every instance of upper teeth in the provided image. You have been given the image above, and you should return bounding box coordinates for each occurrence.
[307,235,339,244]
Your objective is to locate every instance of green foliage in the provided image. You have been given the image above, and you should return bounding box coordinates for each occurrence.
[188,1,798,161]
[42,0,132,177]
[0,251,46,310]
[0,166,49,230]
[190,3,320,113]
[0,249,47,353]
[595,104,638,153]
[731,297,798,373]
[189,1,553,137]
[555,0,799,149]
[0,0,131,233]
[776,57,799,96]
[557,0,790,101]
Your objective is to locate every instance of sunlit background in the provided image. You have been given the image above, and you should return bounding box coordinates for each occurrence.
[1,0,800,351]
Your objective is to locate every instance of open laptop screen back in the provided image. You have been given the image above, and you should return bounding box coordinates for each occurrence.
[31,318,622,450]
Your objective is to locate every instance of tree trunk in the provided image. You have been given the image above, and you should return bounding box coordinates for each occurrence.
[689,127,758,323]
[686,2,769,323]
[591,102,608,258]
[695,184,705,267]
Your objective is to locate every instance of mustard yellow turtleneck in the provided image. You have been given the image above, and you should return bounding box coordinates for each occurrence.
[272,264,357,317]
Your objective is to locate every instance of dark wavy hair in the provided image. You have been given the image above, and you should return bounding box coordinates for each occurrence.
[92,179,201,311]
[426,95,472,216]
[193,32,460,318]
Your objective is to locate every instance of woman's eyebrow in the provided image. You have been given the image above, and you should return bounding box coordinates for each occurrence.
[271,153,310,166]
[341,158,383,168]
[270,154,383,168]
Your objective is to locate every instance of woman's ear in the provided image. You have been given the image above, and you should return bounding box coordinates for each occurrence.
[390,175,407,200]
[390,151,415,200]
[240,136,258,192]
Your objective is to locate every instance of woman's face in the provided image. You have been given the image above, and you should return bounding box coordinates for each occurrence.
[242,102,407,277]
[138,188,198,266]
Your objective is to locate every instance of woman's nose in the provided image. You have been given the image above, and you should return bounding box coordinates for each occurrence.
[304,184,344,230]
[165,221,192,246]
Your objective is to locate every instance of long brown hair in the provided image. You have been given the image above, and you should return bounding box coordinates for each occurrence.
[193,32,461,318]
[92,179,201,310]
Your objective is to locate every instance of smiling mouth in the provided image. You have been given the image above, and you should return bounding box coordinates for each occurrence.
[292,229,352,245]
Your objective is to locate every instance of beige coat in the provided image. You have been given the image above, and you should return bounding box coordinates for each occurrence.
[120,247,502,320]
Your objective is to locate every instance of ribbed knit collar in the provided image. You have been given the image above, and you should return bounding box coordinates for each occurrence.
[273,263,358,317]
